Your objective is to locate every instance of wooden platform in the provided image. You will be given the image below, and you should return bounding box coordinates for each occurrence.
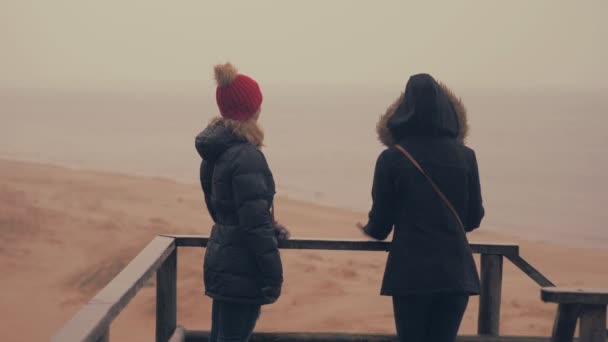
[181,329,566,341]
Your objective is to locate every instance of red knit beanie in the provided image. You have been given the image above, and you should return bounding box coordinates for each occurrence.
[214,63,263,121]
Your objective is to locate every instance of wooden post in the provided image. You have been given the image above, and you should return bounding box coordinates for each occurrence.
[96,329,109,342]
[550,304,580,342]
[579,304,607,342]
[478,254,503,336]
[156,248,177,342]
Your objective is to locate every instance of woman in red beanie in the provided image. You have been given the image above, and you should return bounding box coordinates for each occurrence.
[195,63,288,342]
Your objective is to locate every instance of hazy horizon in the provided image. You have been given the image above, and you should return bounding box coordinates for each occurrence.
[2,82,607,95]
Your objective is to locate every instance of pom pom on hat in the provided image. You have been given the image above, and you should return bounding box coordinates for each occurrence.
[214,63,239,87]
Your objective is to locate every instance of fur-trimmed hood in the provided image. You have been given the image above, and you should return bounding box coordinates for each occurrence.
[377,76,468,146]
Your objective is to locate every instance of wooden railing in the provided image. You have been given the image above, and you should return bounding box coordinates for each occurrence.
[54,234,598,342]
[541,288,608,342]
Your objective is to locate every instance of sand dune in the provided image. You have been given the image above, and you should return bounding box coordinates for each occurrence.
[1,159,607,341]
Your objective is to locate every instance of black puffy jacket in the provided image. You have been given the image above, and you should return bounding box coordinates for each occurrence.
[195,121,283,304]
[364,74,484,296]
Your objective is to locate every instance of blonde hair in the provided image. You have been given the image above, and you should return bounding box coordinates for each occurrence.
[210,116,264,147]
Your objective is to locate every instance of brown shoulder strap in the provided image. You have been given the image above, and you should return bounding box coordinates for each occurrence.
[394,144,467,235]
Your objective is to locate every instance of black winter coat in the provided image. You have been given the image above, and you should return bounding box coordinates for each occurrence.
[364,74,484,296]
[195,121,283,305]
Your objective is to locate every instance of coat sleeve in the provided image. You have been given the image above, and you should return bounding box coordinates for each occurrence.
[363,149,398,240]
[466,150,485,232]
[200,160,217,222]
[232,147,283,297]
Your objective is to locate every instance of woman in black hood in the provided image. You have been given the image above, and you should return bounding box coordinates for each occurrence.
[360,74,484,342]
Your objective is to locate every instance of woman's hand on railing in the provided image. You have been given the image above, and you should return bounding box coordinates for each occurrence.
[273,222,291,241]
[356,222,373,239]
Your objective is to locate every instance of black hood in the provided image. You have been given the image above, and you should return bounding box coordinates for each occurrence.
[195,121,246,161]
[388,73,460,141]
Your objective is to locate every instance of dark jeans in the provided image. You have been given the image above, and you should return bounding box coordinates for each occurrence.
[392,293,469,342]
[210,300,261,342]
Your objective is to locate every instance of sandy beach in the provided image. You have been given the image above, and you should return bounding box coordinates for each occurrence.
[1,158,607,341]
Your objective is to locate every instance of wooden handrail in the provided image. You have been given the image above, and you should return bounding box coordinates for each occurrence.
[541,288,608,342]
[167,235,520,256]
[52,236,176,342]
[506,255,555,287]
[542,288,608,305]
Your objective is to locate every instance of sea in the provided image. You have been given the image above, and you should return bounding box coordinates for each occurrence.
[1,85,607,248]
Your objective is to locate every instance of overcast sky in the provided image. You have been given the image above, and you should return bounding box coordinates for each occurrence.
[1,0,607,90]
